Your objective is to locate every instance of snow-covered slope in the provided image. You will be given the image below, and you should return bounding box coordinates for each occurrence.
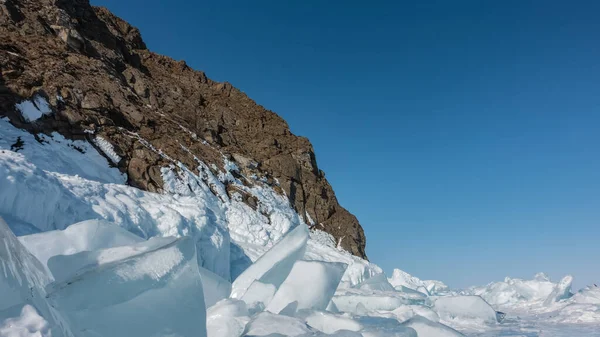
[1,118,599,336]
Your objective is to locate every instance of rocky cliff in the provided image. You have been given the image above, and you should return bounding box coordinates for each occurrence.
[0,0,367,258]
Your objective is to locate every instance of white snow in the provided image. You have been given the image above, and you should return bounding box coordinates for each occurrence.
[15,96,52,122]
[0,118,125,185]
[92,136,122,164]
[305,211,315,225]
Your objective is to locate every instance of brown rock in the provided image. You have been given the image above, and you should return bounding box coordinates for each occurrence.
[0,0,368,258]
[51,25,85,51]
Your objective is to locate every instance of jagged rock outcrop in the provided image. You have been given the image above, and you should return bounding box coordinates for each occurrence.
[0,0,367,258]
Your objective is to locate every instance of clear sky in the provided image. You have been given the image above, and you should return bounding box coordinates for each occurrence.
[91,0,600,289]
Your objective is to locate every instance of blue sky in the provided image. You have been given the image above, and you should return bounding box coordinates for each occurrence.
[92,0,600,288]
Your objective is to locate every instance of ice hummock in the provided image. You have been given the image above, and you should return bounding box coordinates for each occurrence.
[543,275,574,306]
[432,295,498,324]
[0,217,72,337]
[0,305,52,337]
[388,268,449,295]
[240,280,278,313]
[46,236,207,337]
[302,310,363,334]
[199,266,233,308]
[46,236,177,283]
[266,260,347,314]
[243,312,312,336]
[402,315,465,337]
[206,299,249,337]
[357,272,396,292]
[332,288,427,314]
[468,273,573,308]
[230,224,309,299]
[18,219,144,279]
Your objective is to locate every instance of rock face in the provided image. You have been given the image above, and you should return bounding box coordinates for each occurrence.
[0,0,367,258]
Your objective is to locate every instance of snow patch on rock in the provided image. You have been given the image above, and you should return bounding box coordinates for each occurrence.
[16,96,52,122]
[93,136,122,164]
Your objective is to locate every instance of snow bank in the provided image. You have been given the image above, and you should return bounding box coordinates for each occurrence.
[47,236,207,337]
[0,149,230,279]
[0,117,124,186]
[266,260,347,314]
[230,224,309,299]
[433,295,498,324]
